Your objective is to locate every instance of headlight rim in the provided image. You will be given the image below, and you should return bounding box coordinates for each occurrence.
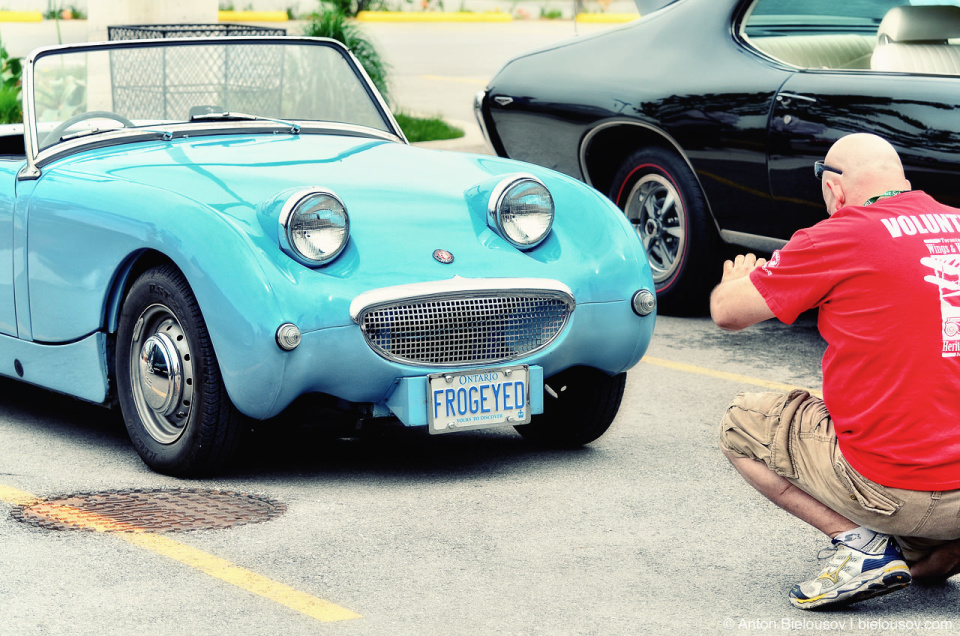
[487,173,555,250]
[277,187,350,267]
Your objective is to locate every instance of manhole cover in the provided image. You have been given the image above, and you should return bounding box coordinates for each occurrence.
[11,488,286,533]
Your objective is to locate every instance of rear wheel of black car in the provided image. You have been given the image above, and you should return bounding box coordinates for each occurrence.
[609,147,721,315]
[116,265,243,476]
[514,367,626,448]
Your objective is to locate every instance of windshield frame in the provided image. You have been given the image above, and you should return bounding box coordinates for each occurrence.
[19,36,406,180]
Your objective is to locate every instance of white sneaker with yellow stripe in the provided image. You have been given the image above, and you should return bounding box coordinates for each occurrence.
[789,534,912,609]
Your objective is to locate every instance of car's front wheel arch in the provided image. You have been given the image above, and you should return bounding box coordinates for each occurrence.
[103,250,179,335]
[115,263,244,476]
[580,121,707,208]
[607,144,724,315]
[99,250,181,403]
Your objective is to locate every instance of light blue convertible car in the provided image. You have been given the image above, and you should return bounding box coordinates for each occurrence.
[0,37,656,475]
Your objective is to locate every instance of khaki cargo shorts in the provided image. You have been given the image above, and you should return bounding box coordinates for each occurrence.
[720,390,960,562]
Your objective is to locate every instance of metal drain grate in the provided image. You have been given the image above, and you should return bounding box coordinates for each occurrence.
[11,488,285,533]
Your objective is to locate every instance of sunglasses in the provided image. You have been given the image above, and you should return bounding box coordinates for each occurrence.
[814,160,843,180]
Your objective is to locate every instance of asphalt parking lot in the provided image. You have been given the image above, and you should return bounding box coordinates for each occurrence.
[3,313,957,634]
[0,18,958,636]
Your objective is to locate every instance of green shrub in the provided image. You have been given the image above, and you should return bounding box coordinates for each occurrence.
[0,40,22,124]
[393,111,463,142]
[0,87,21,124]
[303,8,391,103]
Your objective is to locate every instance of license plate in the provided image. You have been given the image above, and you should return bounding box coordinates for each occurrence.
[427,365,530,434]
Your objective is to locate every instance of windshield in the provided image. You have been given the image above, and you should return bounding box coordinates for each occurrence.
[29,38,394,151]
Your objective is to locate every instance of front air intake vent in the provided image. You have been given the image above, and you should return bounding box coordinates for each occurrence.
[357,291,573,366]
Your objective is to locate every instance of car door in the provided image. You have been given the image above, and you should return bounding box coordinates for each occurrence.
[0,159,18,336]
[753,0,960,240]
[768,71,960,240]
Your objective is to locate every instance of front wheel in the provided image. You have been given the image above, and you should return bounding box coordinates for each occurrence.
[609,147,722,315]
[116,265,242,476]
[514,367,626,448]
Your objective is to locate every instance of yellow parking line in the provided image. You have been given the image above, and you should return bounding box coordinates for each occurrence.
[0,485,361,623]
[0,484,39,506]
[125,533,361,622]
[642,355,823,398]
[0,355,815,624]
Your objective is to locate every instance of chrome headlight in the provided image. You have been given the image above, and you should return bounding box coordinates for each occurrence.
[487,175,554,249]
[278,188,350,266]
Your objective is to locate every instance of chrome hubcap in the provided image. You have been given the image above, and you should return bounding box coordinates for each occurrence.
[130,306,195,445]
[624,174,685,284]
[138,333,182,416]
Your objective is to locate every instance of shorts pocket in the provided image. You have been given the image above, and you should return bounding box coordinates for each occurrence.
[719,390,812,480]
[834,455,903,516]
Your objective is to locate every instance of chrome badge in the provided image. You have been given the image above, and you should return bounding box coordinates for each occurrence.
[433,249,454,264]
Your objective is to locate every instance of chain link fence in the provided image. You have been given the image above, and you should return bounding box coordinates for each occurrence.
[106,25,287,120]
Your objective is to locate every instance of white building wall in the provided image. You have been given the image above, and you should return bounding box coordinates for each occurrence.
[86,0,219,41]
[3,1,327,16]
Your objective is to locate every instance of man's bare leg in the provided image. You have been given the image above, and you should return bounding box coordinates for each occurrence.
[721,447,857,538]
[910,540,960,581]
[723,448,960,581]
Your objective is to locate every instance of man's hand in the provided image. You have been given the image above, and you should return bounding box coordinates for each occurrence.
[721,253,767,283]
[710,253,776,331]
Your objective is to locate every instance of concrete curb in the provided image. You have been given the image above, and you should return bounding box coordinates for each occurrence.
[357,11,512,23]
[217,10,289,22]
[0,11,44,22]
[356,11,637,23]
[575,12,638,22]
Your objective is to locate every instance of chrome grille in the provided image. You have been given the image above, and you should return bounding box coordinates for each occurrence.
[358,292,573,366]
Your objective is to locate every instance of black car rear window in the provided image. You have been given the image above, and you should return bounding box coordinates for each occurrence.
[750,0,901,20]
[742,0,960,72]
[744,0,919,36]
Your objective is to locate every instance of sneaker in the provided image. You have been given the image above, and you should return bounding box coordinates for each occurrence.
[789,534,912,609]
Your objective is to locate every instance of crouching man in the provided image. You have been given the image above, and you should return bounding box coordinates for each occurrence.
[711,133,960,609]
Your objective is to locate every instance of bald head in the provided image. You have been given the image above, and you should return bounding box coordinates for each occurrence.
[820,133,911,215]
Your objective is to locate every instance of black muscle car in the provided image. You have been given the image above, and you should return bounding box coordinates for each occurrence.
[477,0,960,313]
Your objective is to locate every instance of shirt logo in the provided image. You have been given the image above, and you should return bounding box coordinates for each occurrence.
[762,250,781,275]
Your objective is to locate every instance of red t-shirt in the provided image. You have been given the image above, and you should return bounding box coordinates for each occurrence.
[750,190,960,490]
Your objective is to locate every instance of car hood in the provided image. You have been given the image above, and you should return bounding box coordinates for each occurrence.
[39,133,644,308]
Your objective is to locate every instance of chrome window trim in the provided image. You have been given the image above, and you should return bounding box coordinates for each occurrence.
[473,89,493,148]
[719,230,787,253]
[18,122,403,181]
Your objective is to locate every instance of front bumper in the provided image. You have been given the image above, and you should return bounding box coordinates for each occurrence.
[244,295,651,422]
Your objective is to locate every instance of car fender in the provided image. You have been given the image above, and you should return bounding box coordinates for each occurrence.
[21,172,293,418]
